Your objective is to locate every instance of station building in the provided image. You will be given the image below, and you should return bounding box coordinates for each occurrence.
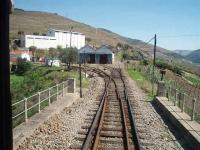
[20,29,85,49]
[79,45,114,64]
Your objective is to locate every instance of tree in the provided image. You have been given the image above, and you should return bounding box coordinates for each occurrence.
[47,47,60,67]
[35,49,46,58]
[59,47,78,69]
[12,43,18,51]
[18,30,24,35]
[116,42,122,48]
[86,37,92,43]
[29,46,37,62]
[33,32,39,35]
[123,44,129,50]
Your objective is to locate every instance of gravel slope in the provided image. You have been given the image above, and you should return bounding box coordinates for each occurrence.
[17,76,104,150]
[123,69,179,150]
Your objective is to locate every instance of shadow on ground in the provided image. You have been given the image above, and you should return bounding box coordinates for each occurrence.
[151,99,193,150]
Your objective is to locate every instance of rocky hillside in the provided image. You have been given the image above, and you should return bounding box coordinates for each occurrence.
[10,9,123,47]
[10,8,183,60]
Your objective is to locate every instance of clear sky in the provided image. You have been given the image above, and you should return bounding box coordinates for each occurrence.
[15,0,200,50]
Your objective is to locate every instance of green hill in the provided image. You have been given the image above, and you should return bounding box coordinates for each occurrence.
[11,9,198,66]
[186,49,200,64]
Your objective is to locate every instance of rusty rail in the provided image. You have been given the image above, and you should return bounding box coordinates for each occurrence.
[119,69,141,150]
[80,66,141,150]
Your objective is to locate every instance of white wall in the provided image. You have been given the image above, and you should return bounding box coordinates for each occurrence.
[22,35,57,49]
[21,29,85,49]
[54,30,85,49]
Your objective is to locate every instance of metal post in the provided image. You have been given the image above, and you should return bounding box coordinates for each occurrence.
[79,63,82,98]
[38,92,41,113]
[48,88,51,105]
[181,93,185,112]
[24,98,28,122]
[178,93,181,107]
[166,86,170,100]
[174,89,177,106]
[191,97,196,121]
[62,82,64,96]
[56,84,59,100]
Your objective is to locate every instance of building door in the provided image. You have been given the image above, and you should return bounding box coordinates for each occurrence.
[99,54,108,64]
[89,54,95,63]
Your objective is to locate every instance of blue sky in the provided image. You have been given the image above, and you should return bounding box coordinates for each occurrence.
[15,0,200,50]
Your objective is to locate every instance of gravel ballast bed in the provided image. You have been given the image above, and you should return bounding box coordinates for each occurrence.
[124,70,179,150]
[17,76,104,150]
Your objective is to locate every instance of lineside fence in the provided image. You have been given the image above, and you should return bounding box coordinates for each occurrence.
[165,82,200,122]
[12,80,73,127]
[128,63,200,123]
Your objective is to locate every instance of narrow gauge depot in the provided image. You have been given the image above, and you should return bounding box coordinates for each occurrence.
[79,45,114,64]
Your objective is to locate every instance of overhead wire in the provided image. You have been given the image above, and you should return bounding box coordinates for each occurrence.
[158,34,200,38]
[133,36,154,50]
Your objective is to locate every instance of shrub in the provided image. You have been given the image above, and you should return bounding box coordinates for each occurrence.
[15,58,32,75]
[33,32,39,35]
[141,59,149,66]
[155,60,182,75]
[85,37,92,43]
[172,66,182,75]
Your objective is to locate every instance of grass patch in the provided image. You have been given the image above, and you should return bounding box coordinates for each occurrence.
[127,67,155,101]
[116,51,123,61]
[127,68,144,81]
[184,73,200,86]
[11,66,90,128]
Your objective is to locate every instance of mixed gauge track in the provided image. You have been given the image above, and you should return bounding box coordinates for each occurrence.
[71,65,141,150]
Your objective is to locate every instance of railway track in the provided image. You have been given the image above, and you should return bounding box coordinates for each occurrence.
[70,66,141,150]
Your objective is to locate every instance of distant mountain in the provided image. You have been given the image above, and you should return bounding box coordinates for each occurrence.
[174,50,192,56]
[185,49,200,63]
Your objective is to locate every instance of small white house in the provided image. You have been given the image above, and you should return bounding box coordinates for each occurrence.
[21,53,31,61]
[10,50,32,63]
[47,59,61,67]
[20,29,85,49]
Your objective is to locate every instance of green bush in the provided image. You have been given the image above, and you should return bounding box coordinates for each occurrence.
[15,58,32,75]
[155,60,182,75]
[141,59,149,66]
[172,66,182,75]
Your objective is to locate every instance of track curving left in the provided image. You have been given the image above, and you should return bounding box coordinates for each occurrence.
[70,66,141,150]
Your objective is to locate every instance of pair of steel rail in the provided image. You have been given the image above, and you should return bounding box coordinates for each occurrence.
[80,66,141,150]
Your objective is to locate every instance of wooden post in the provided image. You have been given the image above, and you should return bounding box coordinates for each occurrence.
[152,34,157,95]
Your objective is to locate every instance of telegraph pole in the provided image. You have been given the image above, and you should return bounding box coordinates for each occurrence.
[152,34,157,95]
